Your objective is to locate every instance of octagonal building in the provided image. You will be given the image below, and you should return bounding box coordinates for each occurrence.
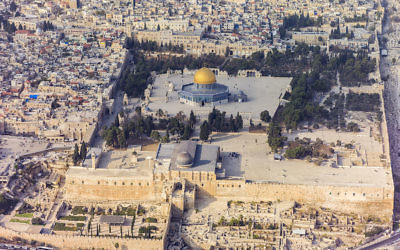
[178,68,229,106]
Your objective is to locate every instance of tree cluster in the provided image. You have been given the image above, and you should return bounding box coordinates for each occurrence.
[267,122,287,152]
[103,110,195,148]
[344,14,368,22]
[217,215,250,227]
[72,142,87,165]
[345,92,381,112]
[207,107,243,133]
[279,13,322,38]
[284,138,334,159]
[3,20,16,34]
[329,26,355,39]
[125,38,184,53]
[42,21,55,31]
[0,194,17,214]
[260,110,271,122]
[120,49,224,97]
[10,1,18,11]
[333,50,376,86]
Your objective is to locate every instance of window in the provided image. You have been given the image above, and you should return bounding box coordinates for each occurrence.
[122,182,125,185]
[114,182,117,185]
[353,193,355,196]
[98,181,100,185]
[232,184,234,187]
[71,181,74,184]
[238,185,241,188]
[139,183,141,186]
[201,183,204,187]
[130,183,133,185]
[217,184,220,187]
[81,181,84,184]
[329,192,332,195]
[363,193,366,196]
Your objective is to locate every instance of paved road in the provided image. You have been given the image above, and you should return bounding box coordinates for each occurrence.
[358,233,400,250]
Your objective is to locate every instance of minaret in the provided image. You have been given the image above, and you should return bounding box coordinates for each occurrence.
[91,152,96,169]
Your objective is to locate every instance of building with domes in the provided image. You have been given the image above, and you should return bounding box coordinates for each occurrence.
[178,67,229,106]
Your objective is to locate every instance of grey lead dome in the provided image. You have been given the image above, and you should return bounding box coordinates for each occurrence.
[176,151,193,167]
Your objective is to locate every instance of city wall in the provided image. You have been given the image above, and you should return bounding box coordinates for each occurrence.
[65,173,393,222]
[64,178,164,201]
[214,180,393,222]
[0,226,164,249]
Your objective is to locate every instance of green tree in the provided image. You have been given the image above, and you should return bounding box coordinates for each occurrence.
[73,144,80,165]
[200,121,210,141]
[267,123,287,152]
[285,145,307,159]
[114,115,120,127]
[182,124,192,140]
[117,130,127,148]
[235,113,243,131]
[10,1,17,11]
[150,130,160,141]
[225,47,231,57]
[260,110,271,122]
[189,110,196,127]
[80,142,87,160]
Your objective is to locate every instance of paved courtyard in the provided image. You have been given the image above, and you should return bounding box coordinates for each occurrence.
[148,72,292,120]
[213,132,391,188]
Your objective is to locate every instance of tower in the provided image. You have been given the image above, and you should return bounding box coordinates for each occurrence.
[91,152,96,169]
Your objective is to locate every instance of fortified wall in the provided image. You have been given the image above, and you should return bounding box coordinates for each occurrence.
[0,226,164,249]
[65,170,393,222]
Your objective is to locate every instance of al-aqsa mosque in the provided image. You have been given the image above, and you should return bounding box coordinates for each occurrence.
[178,67,229,106]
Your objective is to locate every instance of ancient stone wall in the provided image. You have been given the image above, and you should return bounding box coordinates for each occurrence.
[65,173,393,222]
[64,177,165,202]
[213,179,393,222]
[0,226,163,249]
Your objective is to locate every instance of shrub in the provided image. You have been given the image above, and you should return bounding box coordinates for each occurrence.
[71,206,87,215]
[365,227,384,237]
[145,217,157,223]
[31,217,45,225]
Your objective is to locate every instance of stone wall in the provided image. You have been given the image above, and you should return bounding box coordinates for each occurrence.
[213,179,393,222]
[65,173,393,222]
[0,226,163,249]
[64,178,164,201]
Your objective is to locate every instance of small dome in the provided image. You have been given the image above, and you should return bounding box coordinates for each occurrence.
[176,152,193,167]
[194,68,216,85]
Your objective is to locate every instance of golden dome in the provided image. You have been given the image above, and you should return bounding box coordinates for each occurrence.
[193,68,216,85]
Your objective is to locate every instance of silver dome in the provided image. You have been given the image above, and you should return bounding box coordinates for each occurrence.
[176,152,193,167]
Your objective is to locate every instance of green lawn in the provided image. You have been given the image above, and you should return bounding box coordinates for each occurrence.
[10,218,30,224]
[53,222,78,231]
[60,215,86,221]
[15,213,33,218]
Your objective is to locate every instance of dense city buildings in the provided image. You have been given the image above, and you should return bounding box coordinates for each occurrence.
[0,0,399,248]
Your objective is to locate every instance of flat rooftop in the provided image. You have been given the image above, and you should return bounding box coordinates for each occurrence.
[149,73,291,119]
[0,135,48,171]
[213,132,392,188]
[66,148,156,179]
[157,142,219,172]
